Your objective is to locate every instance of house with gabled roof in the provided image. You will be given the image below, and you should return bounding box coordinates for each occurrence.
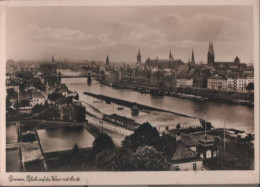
[30,91,46,107]
[170,142,203,171]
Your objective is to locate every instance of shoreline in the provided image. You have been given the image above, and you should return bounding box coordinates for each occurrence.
[61,77,254,134]
[100,81,254,107]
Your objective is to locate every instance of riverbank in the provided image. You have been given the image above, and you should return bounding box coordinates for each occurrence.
[101,81,254,107]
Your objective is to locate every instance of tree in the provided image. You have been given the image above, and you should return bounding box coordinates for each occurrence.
[70,143,83,167]
[95,149,119,171]
[133,146,170,171]
[122,122,161,151]
[32,104,45,114]
[6,97,11,108]
[31,78,45,91]
[7,88,17,99]
[60,104,75,121]
[48,92,64,102]
[95,147,137,171]
[160,134,177,161]
[41,106,60,120]
[246,82,254,91]
[92,134,115,156]
[72,143,80,155]
[74,105,86,121]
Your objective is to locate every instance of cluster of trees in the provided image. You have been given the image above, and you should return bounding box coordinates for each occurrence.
[32,103,60,120]
[6,88,18,120]
[90,122,177,171]
[60,104,86,121]
[32,95,86,121]
[15,70,45,92]
[246,82,254,91]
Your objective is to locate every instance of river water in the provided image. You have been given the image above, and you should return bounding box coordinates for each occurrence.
[60,70,254,133]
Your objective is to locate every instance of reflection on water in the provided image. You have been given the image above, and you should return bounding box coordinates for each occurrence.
[61,75,254,133]
[37,126,95,153]
[6,123,18,143]
[6,148,21,172]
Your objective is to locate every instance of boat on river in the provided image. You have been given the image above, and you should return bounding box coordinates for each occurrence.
[177,93,209,101]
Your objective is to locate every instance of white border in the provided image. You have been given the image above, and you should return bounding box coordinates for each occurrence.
[0,0,259,185]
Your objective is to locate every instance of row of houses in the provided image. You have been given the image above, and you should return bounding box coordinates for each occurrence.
[176,76,254,91]
[207,75,254,91]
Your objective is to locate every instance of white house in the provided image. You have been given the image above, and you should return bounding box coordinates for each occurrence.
[176,78,193,88]
[30,91,46,107]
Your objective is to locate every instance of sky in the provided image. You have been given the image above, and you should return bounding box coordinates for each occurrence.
[6,6,254,63]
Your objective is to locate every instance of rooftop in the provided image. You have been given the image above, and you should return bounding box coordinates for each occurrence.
[32,92,45,99]
[18,92,32,101]
[171,142,199,161]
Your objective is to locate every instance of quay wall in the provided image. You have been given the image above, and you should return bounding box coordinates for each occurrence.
[176,87,254,103]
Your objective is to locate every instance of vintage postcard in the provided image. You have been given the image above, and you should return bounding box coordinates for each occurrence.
[0,0,259,185]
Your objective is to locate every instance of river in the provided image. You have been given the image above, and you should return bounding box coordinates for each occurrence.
[60,70,254,133]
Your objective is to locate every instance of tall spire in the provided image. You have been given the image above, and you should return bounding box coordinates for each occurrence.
[106,54,109,66]
[191,49,195,64]
[208,42,214,55]
[52,54,55,63]
[207,41,215,66]
[169,50,173,60]
[137,49,141,64]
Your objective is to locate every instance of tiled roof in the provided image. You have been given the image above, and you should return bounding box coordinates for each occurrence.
[32,92,45,99]
[18,92,32,101]
[56,87,68,93]
[181,134,199,147]
[171,142,198,161]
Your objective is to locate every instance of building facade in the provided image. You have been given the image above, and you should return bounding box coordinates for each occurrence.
[176,78,193,88]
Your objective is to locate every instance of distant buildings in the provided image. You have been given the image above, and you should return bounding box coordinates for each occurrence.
[207,75,254,91]
[207,42,247,70]
[176,78,193,88]
[145,50,184,69]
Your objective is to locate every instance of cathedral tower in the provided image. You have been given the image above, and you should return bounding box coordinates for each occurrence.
[137,49,141,64]
[207,42,215,66]
[169,50,173,60]
[191,49,195,65]
[106,54,109,66]
[52,54,55,63]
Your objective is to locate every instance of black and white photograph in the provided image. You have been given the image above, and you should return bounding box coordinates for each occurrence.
[1,0,259,185]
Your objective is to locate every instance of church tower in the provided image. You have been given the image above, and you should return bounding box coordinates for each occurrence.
[106,54,109,66]
[137,49,141,64]
[52,54,55,63]
[207,42,215,66]
[169,50,173,60]
[191,49,195,65]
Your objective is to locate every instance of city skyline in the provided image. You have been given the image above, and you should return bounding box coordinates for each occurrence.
[7,6,254,63]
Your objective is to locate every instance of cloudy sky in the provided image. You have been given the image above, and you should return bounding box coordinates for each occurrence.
[6,6,253,63]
